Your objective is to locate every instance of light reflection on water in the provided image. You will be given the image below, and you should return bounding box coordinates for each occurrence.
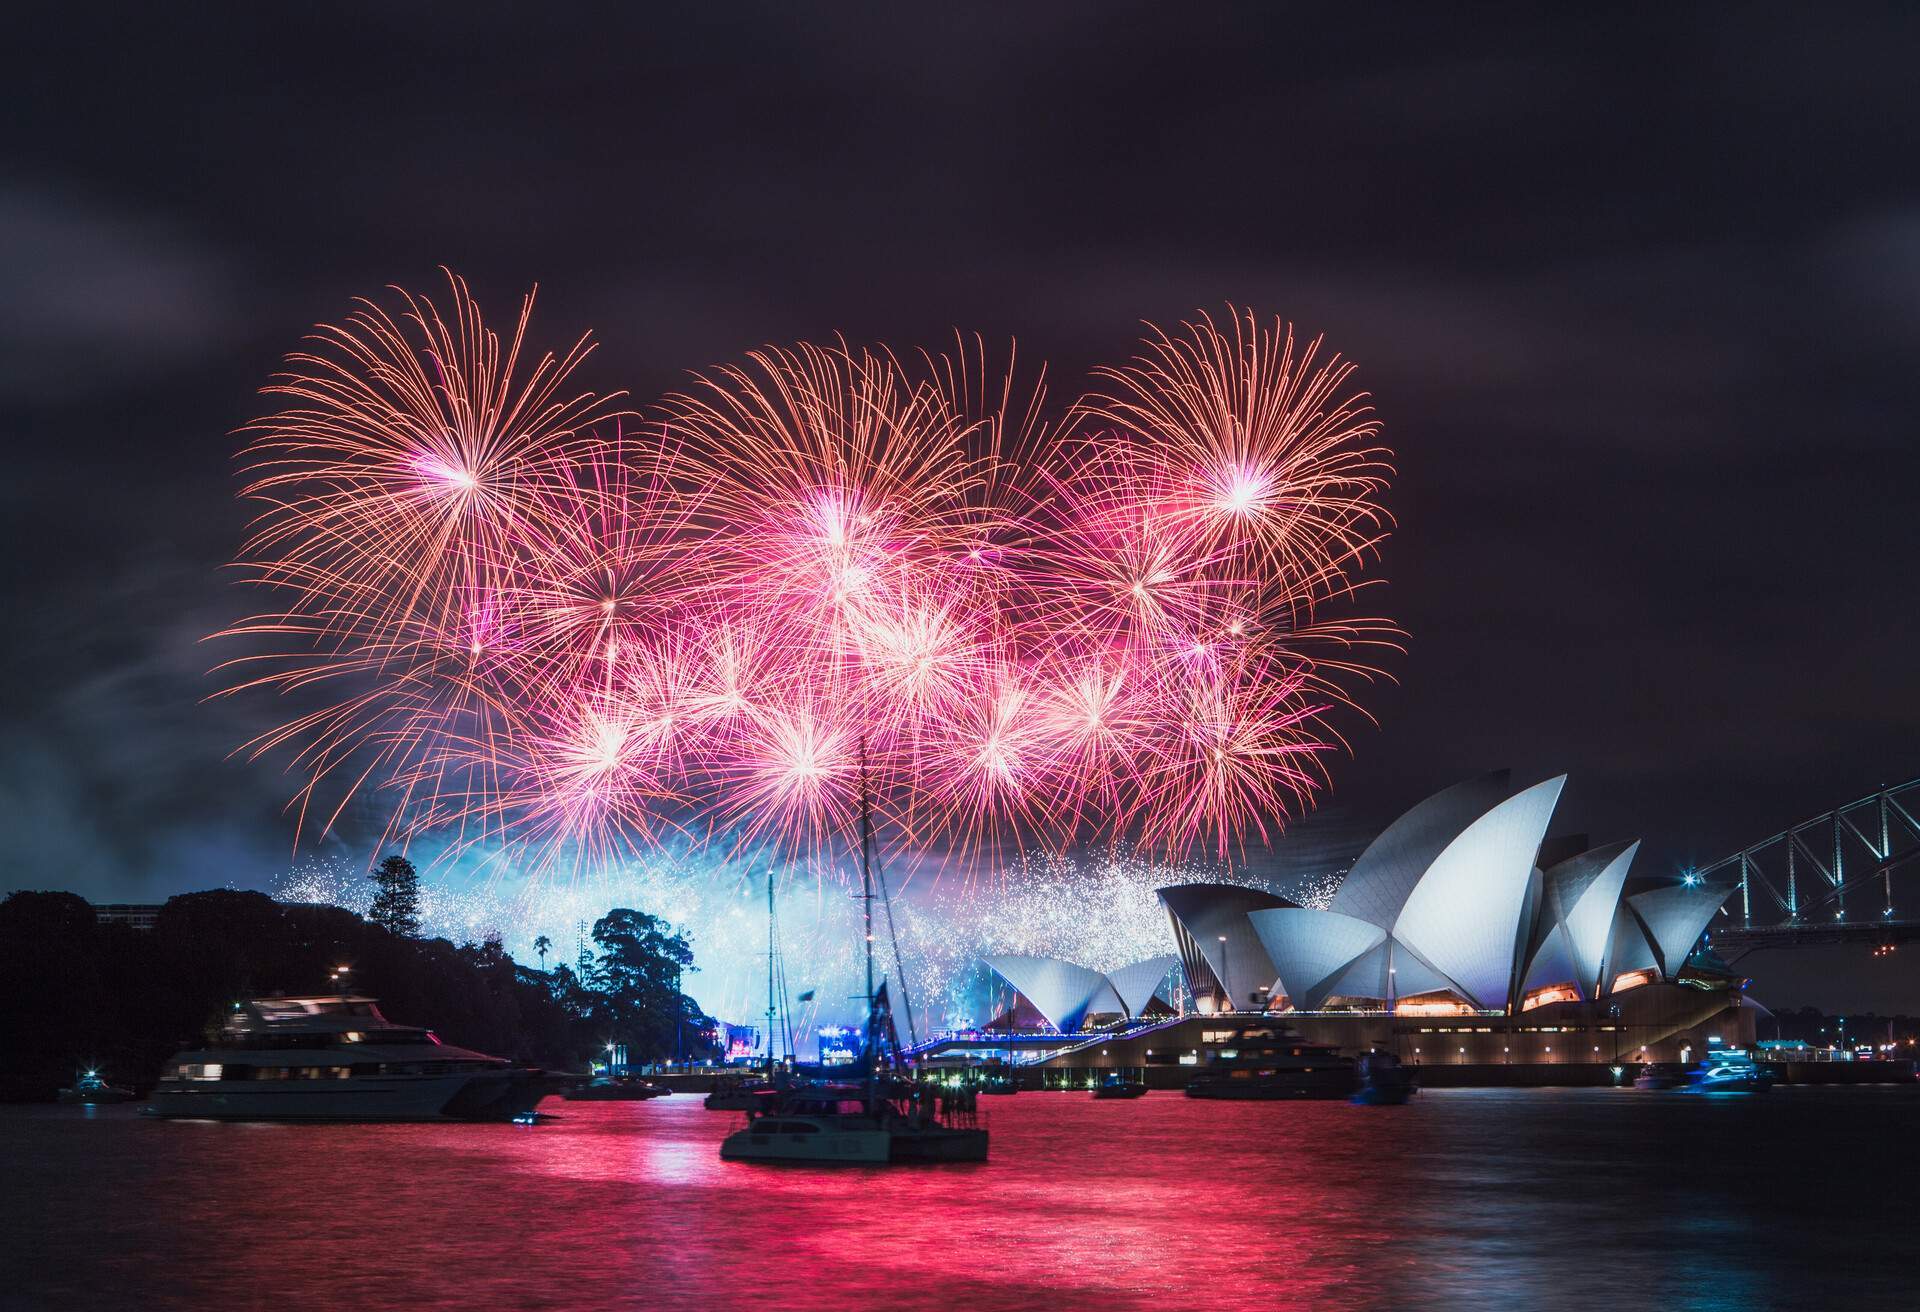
[2,1087,1914,1311]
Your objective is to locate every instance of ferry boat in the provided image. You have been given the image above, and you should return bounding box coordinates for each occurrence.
[1184,1023,1359,1100]
[144,995,550,1121]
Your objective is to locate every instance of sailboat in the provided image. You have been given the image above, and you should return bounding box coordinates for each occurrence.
[705,869,793,1112]
[718,755,989,1165]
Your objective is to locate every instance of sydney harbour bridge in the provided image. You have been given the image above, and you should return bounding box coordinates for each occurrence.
[1699,777,1920,958]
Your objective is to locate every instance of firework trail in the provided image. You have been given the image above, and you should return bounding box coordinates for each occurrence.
[220,274,1395,880]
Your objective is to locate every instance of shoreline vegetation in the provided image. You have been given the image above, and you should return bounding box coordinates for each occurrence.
[0,888,718,1101]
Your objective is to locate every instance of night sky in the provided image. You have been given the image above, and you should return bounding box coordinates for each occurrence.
[5,5,1917,1009]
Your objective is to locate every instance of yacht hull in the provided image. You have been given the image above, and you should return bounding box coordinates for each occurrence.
[887,1127,989,1162]
[719,1119,989,1164]
[144,1071,549,1122]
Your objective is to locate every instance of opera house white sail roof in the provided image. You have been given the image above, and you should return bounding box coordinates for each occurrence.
[1163,772,1739,1015]
[1103,955,1180,1019]
[962,772,1738,1030]
[978,955,1123,1033]
[1156,883,1293,1013]
[977,954,1178,1033]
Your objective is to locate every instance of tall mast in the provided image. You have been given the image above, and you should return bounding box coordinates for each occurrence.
[860,735,876,1104]
[765,866,777,1080]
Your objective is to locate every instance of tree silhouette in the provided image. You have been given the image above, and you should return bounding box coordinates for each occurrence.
[533,934,552,971]
[590,909,709,1061]
[369,855,422,938]
[0,888,724,1098]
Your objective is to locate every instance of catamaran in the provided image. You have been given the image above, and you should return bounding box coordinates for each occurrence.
[719,758,988,1165]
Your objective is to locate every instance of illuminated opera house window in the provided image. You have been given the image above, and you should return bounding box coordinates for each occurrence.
[1520,984,1582,1011]
[1392,992,1476,1017]
[1608,969,1657,994]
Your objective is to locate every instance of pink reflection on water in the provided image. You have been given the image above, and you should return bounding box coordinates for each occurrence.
[4,1089,1914,1310]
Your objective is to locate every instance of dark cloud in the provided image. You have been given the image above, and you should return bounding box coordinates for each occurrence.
[0,185,240,403]
[3,3,1917,1007]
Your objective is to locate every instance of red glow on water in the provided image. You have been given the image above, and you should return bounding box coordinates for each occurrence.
[11,1090,1919,1310]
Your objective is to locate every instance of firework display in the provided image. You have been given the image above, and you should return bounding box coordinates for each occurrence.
[220,274,1393,872]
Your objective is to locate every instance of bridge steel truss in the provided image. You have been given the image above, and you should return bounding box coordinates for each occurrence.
[1698,777,1920,952]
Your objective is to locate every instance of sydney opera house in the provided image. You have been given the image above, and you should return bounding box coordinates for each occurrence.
[918,772,1757,1084]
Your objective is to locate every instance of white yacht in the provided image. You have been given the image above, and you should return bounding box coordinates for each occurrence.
[145,995,550,1121]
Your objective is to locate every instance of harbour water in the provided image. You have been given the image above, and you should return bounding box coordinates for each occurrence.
[2,1086,1914,1311]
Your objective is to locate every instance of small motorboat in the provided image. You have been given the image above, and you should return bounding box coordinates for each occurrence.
[1632,1063,1685,1090]
[563,1075,671,1101]
[705,1074,782,1110]
[1349,1051,1417,1105]
[58,1070,136,1105]
[1092,1075,1148,1100]
[1678,1050,1775,1094]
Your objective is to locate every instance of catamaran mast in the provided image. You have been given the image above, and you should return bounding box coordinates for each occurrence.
[860,736,877,1106]
[765,867,777,1080]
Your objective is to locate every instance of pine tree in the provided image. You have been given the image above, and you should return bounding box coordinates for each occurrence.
[369,855,422,938]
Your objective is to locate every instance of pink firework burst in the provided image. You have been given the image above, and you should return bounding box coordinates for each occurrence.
[219,278,1396,877]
